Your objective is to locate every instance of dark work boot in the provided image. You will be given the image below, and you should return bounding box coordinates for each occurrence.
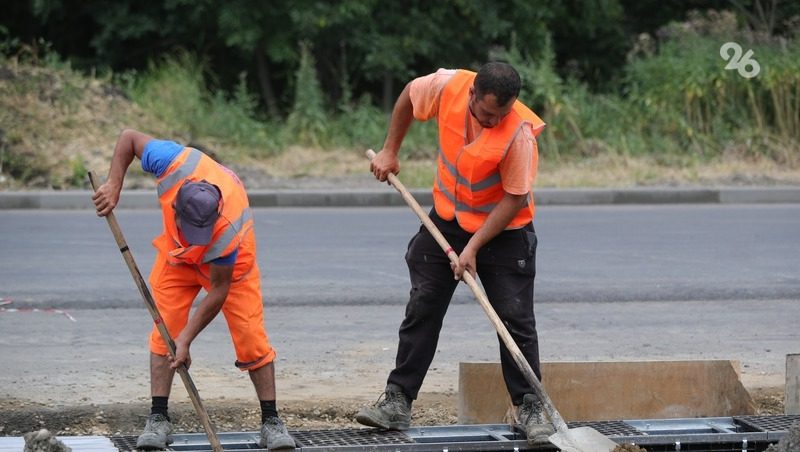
[517,393,555,444]
[355,384,412,430]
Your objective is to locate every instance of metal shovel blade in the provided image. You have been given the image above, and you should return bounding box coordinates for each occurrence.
[548,426,618,452]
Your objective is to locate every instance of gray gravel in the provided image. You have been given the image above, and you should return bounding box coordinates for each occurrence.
[765,421,800,451]
[23,430,70,452]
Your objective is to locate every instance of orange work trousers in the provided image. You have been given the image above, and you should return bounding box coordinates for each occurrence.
[147,252,275,371]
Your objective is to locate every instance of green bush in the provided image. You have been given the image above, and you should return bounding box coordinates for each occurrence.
[92,11,800,171]
[498,12,799,167]
[122,52,279,157]
[623,10,800,163]
[285,41,328,148]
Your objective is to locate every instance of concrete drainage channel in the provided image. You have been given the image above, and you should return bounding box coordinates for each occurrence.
[100,415,800,452]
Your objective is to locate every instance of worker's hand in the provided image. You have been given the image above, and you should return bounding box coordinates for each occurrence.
[370,149,400,183]
[91,181,121,217]
[452,245,477,281]
[169,339,192,370]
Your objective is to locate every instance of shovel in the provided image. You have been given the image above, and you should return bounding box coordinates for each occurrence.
[88,172,224,452]
[366,150,617,452]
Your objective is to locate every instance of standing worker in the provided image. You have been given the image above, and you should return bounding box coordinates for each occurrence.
[92,129,295,450]
[356,62,553,444]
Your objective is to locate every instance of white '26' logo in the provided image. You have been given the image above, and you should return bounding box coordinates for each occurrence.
[720,42,760,79]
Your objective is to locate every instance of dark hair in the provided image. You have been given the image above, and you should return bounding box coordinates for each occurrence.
[474,62,521,107]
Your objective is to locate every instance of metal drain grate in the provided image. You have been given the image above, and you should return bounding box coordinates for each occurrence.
[632,444,766,452]
[109,435,139,451]
[112,429,441,450]
[567,420,645,437]
[292,428,415,447]
[105,417,792,451]
[734,415,800,432]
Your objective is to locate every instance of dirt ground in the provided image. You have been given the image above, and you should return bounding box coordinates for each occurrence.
[0,393,457,437]
[0,386,786,438]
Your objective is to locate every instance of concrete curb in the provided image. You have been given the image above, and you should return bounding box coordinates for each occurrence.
[0,186,798,209]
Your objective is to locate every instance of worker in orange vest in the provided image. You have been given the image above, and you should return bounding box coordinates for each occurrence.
[92,129,295,450]
[357,62,554,444]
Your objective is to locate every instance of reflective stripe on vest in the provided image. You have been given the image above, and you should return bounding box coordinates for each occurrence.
[165,207,253,264]
[157,149,203,198]
[203,207,253,262]
[435,173,496,214]
[438,150,501,192]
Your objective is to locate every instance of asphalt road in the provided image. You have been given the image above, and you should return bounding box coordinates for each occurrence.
[1,204,798,308]
[1,204,798,406]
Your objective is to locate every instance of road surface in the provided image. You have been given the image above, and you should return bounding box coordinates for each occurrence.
[0,204,797,406]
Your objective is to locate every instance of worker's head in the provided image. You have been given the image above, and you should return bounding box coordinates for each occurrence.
[175,180,221,245]
[469,62,521,128]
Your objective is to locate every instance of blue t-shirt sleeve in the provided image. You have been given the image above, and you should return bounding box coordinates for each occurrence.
[211,249,238,266]
[141,140,184,177]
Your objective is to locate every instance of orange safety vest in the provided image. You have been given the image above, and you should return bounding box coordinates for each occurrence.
[432,70,545,233]
[152,147,256,280]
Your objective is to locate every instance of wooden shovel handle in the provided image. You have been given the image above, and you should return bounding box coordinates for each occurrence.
[88,172,224,452]
[365,149,570,433]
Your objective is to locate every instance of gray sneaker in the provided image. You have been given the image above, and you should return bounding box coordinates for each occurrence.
[259,416,296,450]
[355,384,412,430]
[135,414,174,450]
[517,393,555,444]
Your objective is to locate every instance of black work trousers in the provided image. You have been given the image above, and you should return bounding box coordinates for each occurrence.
[387,210,540,406]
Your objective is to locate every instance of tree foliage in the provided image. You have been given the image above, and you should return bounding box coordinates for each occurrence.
[3,0,799,118]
